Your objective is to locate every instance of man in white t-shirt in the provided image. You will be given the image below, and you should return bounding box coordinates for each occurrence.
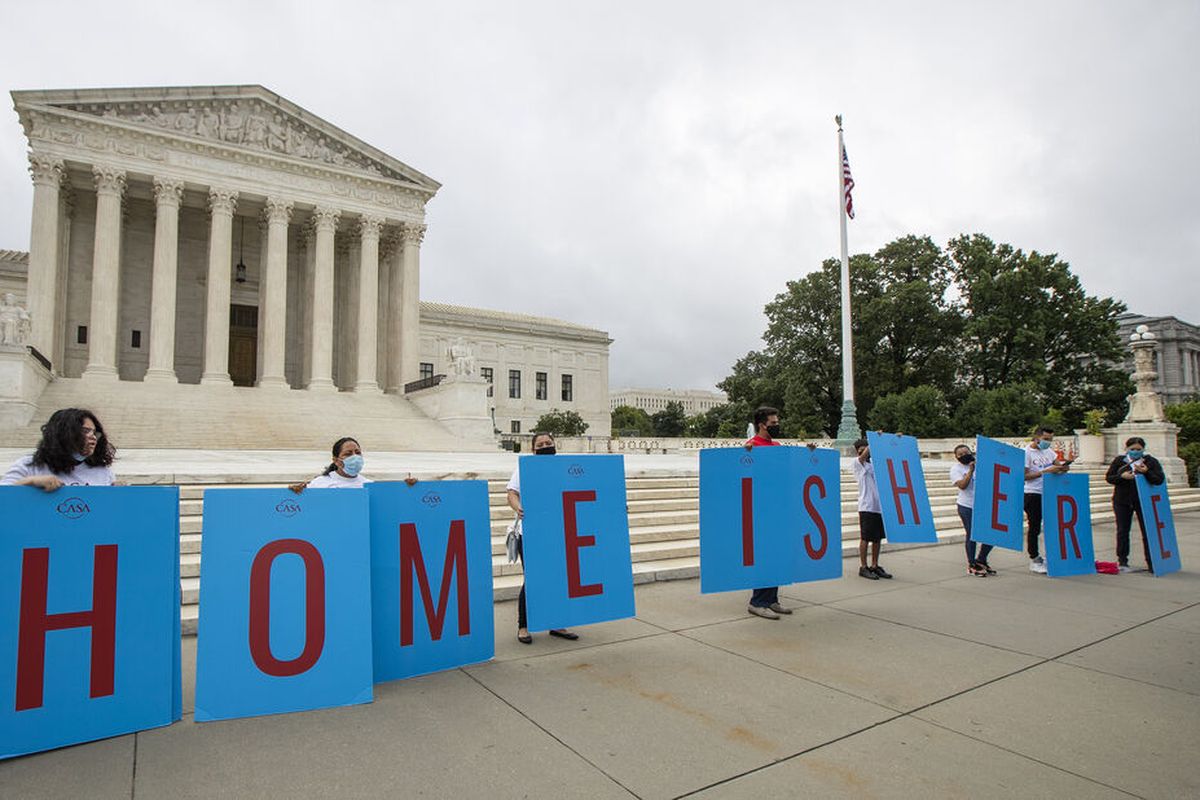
[1023,426,1070,574]
[852,438,892,580]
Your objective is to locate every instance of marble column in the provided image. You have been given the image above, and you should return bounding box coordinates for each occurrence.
[25,154,64,363]
[82,165,126,379]
[144,177,184,383]
[397,222,426,387]
[306,206,338,391]
[377,232,395,393]
[258,197,293,388]
[200,188,238,385]
[300,221,316,388]
[385,232,403,392]
[52,187,74,371]
[353,215,384,393]
[255,214,269,381]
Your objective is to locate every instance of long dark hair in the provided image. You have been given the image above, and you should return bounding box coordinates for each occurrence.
[323,437,359,475]
[31,408,115,473]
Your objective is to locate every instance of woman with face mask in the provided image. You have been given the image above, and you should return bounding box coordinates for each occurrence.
[507,431,578,645]
[1104,436,1165,573]
[1,407,115,491]
[291,437,369,491]
[950,444,994,577]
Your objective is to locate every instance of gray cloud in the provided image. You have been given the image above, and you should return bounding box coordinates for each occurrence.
[2,0,1196,391]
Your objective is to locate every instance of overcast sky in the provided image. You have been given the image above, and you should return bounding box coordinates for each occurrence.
[2,1,1197,392]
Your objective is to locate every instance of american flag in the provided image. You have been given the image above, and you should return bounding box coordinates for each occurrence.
[841,144,855,219]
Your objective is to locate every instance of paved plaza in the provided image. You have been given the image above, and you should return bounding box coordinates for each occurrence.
[3,512,1198,799]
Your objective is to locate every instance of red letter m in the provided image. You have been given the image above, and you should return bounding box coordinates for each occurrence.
[400,521,470,646]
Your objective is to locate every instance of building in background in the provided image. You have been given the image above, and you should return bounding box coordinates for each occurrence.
[1117,313,1200,406]
[610,387,727,415]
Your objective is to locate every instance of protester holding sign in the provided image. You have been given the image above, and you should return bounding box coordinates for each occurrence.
[507,432,578,644]
[1023,426,1071,574]
[852,438,892,580]
[0,407,115,490]
[951,444,994,577]
[743,406,793,620]
[290,437,416,492]
[1105,436,1165,573]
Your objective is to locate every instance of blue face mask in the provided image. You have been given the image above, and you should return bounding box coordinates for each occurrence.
[1036,440,1052,450]
[1127,450,1144,461]
[341,454,364,477]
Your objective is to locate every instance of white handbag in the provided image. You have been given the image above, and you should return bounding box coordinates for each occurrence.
[505,518,522,564]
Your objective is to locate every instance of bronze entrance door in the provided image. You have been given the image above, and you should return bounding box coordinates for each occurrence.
[228,304,258,387]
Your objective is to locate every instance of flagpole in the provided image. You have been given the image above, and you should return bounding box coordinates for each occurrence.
[834,114,862,444]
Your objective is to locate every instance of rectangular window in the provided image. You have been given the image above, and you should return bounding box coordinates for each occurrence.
[561,374,574,402]
[77,325,87,345]
[131,330,141,348]
[536,371,548,400]
[481,366,494,398]
[419,362,434,380]
[511,420,521,434]
[509,369,521,399]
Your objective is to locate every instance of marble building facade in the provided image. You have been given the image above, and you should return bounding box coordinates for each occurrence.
[4,85,611,444]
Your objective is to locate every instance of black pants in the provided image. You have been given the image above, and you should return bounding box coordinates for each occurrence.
[750,587,779,608]
[957,504,994,565]
[516,537,528,629]
[1024,493,1042,559]
[1114,501,1154,571]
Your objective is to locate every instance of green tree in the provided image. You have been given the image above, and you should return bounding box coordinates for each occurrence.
[1165,401,1200,486]
[948,234,1131,428]
[610,405,652,436]
[534,409,589,437]
[688,401,753,438]
[866,385,952,438]
[952,385,1043,437]
[651,400,688,437]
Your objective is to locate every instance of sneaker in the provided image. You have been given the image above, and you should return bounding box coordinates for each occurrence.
[979,562,997,575]
[768,603,793,615]
[1117,564,1133,574]
[858,566,880,580]
[968,563,987,577]
[1029,559,1047,574]
[748,605,780,620]
[871,565,893,579]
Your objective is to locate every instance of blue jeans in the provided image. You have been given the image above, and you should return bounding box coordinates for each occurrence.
[957,504,994,564]
[750,587,779,607]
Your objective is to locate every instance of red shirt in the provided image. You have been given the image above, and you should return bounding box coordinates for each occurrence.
[746,435,779,447]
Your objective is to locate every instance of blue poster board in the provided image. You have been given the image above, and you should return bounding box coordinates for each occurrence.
[866,432,937,544]
[194,489,373,721]
[971,436,1026,551]
[367,480,495,682]
[699,446,798,593]
[1042,473,1095,578]
[518,455,634,631]
[0,486,180,759]
[795,447,843,583]
[1136,475,1182,576]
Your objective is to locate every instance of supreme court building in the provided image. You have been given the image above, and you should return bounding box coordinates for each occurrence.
[0,85,610,449]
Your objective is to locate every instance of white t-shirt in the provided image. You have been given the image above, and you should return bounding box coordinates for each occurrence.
[506,466,520,495]
[0,455,115,487]
[950,461,975,509]
[1024,445,1058,495]
[852,458,882,513]
[306,472,369,489]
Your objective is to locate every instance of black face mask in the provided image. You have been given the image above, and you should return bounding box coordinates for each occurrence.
[534,446,556,455]
[765,424,782,439]
[957,453,975,465]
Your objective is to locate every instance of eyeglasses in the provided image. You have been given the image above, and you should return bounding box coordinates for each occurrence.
[81,427,98,439]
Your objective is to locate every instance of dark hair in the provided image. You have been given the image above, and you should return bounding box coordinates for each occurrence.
[954,443,971,454]
[1035,425,1055,437]
[752,406,779,428]
[31,408,114,473]
[323,437,360,475]
[1125,436,1146,448]
[853,438,869,451]
[530,431,556,448]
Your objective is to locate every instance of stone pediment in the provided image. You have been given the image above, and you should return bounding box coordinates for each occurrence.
[11,85,439,194]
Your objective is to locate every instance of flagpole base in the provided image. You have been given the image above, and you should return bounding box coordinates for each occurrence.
[834,400,862,449]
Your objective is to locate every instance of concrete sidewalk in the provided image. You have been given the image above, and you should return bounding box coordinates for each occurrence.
[4,520,1199,799]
